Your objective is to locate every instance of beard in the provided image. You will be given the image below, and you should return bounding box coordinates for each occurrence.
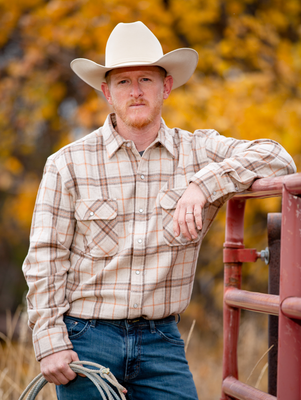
[111,95,164,130]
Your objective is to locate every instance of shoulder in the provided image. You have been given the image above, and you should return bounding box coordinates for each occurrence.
[162,120,220,143]
[48,128,103,163]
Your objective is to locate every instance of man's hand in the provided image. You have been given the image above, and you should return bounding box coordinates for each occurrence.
[40,350,80,386]
[173,183,207,240]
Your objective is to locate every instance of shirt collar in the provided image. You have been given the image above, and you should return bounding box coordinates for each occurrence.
[102,113,176,159]
[156,119,176,158]
[102,114,125,158]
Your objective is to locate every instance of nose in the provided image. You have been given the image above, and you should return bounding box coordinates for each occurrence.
[130,80,143,98]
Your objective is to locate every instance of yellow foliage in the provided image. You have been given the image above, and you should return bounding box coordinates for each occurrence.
[4,157,23,175]
[3,176,39,233]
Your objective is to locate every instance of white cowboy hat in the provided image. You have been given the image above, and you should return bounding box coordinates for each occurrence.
[70,21,199,90]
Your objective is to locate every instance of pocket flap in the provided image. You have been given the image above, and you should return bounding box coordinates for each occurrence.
[75,199,117,220]
[159,187,187,210]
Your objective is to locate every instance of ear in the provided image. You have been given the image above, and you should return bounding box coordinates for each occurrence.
[101,82,113,105]
[163,75,173,100]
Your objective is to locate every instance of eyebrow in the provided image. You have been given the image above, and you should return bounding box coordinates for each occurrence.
[105,67,167,84]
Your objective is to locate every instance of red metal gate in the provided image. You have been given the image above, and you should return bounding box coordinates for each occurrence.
[221,173,301,400]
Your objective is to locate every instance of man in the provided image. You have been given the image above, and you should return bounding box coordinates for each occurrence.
[23,21,296,400]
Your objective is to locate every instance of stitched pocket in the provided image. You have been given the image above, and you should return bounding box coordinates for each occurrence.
[74,198,118,258]
[159,188,202,246]
[155,321,184,346]
[64,316,91,339]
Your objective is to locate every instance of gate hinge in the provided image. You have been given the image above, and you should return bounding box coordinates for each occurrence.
[223,247,269,264]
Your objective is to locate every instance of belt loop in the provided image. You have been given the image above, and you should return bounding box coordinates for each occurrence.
[149,320,156,334]
[89,319,97,328]
[176,314,181,324]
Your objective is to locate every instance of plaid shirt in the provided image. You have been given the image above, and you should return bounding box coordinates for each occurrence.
[23,113,296,360]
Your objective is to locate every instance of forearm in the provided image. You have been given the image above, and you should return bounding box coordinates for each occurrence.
[190,136,296,203]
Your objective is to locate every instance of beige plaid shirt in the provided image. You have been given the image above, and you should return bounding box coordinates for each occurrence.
[23,113,296,360]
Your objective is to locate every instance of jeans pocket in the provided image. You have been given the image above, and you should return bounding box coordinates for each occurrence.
[64,316,91,339]
[155,322,184,346]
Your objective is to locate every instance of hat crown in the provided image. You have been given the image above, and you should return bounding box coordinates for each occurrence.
[105,22,164,67]
[70,21,199,91]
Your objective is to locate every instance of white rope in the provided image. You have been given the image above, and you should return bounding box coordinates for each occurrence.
[18,361,127,400]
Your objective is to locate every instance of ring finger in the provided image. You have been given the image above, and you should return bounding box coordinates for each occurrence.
[185,209,198,240]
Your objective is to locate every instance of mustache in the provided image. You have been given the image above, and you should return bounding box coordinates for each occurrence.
[127,99,148,106]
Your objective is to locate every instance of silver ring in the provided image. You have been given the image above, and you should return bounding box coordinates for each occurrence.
[186,211,193,214]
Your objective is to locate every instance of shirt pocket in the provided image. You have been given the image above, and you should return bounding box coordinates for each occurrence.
[74,198,118,258]
[159,188,202,246]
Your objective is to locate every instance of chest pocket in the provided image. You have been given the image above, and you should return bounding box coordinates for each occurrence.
[159,188,202,246]
[74,199,118,258]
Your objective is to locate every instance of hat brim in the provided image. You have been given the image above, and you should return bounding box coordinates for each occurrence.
[70,48,198,91]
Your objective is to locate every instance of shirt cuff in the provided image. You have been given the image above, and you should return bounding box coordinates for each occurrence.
[189,167,244,203]
[33,326,73,361]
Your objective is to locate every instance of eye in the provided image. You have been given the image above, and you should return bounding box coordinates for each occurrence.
[118,79,128,85]
[141,77,151,82]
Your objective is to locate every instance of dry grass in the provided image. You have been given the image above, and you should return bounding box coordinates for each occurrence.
[182,311,270,400]
[0,306,56,400]
[0,308,270,400]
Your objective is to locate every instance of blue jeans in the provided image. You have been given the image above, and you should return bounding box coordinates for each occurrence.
[56,315,198,400]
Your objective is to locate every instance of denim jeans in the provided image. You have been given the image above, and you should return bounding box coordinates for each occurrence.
[56,315,198,400]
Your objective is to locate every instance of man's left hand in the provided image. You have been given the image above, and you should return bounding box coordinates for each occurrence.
[173,183,207,241]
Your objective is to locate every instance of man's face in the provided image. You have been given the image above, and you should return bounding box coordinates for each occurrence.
[101,66,173,130]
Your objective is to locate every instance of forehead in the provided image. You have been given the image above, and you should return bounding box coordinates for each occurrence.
[107,66,164,79]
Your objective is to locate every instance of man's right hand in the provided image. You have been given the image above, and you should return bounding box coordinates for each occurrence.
[40,350,80,386]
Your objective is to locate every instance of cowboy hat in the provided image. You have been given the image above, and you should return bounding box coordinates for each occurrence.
[70,21,198,91]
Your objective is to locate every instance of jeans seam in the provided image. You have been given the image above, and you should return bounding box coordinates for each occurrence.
[125,328,142,381]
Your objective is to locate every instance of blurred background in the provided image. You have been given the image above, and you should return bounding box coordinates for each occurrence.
[0,0,300,399]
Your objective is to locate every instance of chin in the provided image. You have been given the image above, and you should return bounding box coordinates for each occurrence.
[126,118,153,129]
[124,111,154,129]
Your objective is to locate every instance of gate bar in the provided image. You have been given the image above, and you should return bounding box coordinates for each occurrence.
[225,290,301,320]
[235,173,301,199]
[221,198,246,400]
[281,297,301,319]
[224,289,279,315]
[277,183,301,400]
[222,377,277,400]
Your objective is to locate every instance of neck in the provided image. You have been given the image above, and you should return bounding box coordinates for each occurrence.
[115,114,161,152]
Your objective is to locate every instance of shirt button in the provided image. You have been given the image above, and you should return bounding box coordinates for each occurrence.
[213,191,216,196]
[140,174,145,180]
[127,142,131,147]
[133,303,138,308]
[235,185,239,191]
[137,239,143,244]
[139,208,144,213]
[89,212,94,216]
[135,270,140,275]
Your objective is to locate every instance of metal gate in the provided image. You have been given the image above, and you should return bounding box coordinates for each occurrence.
[221,172,301,400]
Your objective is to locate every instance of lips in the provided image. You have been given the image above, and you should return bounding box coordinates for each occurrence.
[128,100,148,107]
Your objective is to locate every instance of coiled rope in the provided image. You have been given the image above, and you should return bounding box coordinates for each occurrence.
[19,361,127,400]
